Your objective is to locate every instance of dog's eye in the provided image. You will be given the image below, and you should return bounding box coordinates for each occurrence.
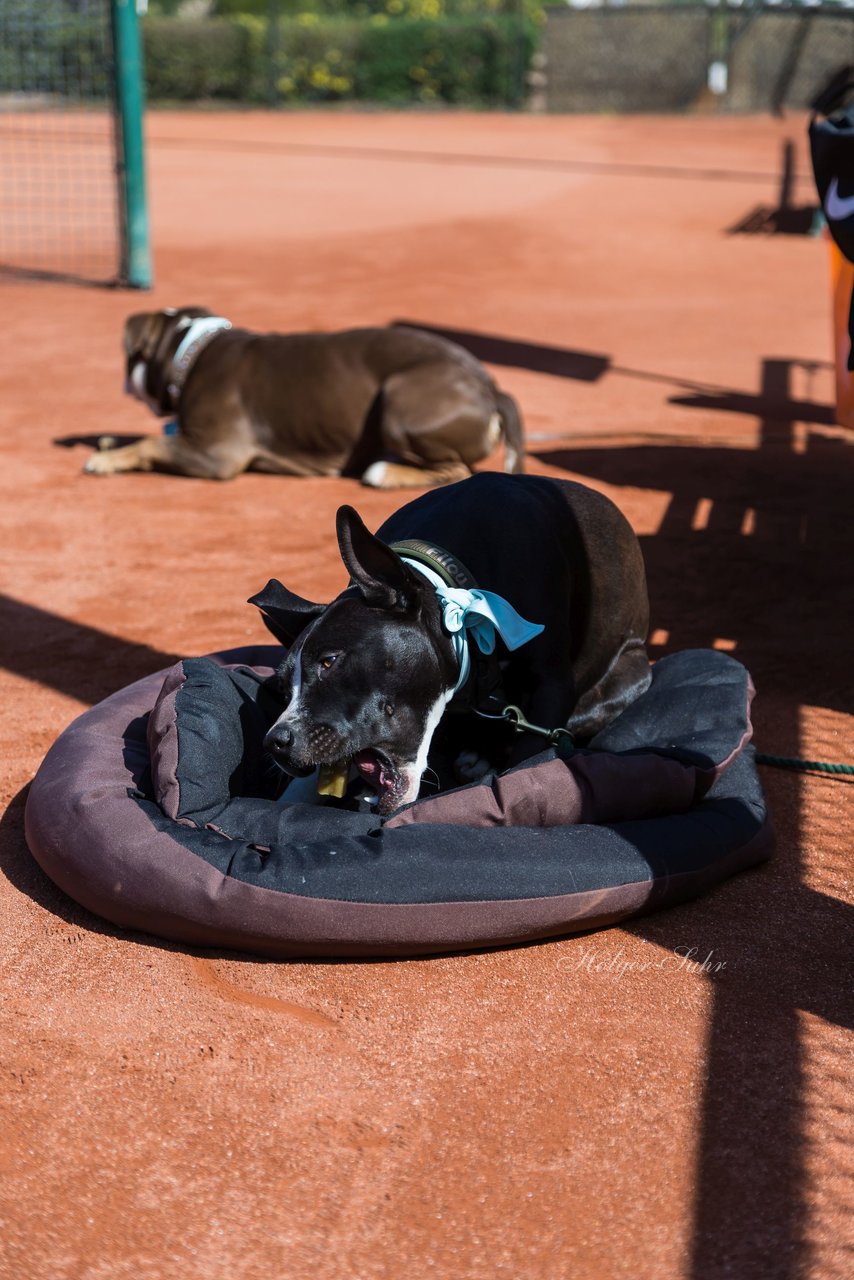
[318,653,340,674]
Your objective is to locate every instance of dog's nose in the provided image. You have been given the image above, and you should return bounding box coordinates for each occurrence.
[264,723,314,778]
[264,724,293,756]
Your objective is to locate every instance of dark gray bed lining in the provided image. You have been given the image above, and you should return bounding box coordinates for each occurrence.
[137,646,765,904]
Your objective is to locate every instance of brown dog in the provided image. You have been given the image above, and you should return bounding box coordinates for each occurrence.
[84,308,525,486]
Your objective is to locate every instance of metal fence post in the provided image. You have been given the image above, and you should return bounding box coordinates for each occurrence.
[111,0,152,288]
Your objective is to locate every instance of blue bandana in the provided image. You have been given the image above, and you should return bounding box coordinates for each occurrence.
[401,557,545,694]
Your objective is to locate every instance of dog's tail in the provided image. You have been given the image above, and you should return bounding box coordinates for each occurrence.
[496,390,525,474]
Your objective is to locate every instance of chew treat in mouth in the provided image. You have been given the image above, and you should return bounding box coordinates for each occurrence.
[317,761,350,798]
[353,749,399,803]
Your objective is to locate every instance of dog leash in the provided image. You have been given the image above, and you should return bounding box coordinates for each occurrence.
[755,753,854,779]
[470,727,854,776]
[472,703,574,748]
[466,730,853,777]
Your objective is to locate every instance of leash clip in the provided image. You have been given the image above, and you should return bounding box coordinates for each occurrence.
[500,704,574,747]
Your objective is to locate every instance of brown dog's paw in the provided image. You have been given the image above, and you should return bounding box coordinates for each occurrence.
[361,461,401,489]
[83,450,117,475]
[362,460,471,489]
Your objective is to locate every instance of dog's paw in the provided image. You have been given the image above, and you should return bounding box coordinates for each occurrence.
[361,460,470,489]
[361,461,390,489]
[83,451,115,475]
[453,750,491,785]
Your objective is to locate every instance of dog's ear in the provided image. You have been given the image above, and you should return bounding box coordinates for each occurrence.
[124,306,212,357]
[175,305,213,323]
[248,579,326,646]
[123,311,162,358]
[336,506,420,611]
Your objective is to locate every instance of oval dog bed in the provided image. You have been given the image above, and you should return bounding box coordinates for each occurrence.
[24,645,773,958]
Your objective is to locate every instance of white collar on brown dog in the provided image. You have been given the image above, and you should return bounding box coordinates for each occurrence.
[167,315,232,403]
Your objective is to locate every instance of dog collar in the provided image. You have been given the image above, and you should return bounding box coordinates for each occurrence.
[390,538,477,592]
[167,315,232,403]
[398,554,544,695]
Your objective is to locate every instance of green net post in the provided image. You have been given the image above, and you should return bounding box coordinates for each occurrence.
[111,0,151,288]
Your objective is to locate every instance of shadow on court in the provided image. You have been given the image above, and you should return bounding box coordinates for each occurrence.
[532,353,854,1280]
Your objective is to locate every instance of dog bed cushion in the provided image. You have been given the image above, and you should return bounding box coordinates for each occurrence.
[25,646,772,958]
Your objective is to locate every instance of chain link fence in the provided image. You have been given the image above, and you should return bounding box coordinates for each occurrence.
[543,4,854,114]
[0,0,122,284]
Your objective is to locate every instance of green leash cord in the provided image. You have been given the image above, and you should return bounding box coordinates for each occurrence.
[755,753,854,778]
[480,706,854,779]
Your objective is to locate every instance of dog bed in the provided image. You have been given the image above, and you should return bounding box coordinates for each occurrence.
[24,645,773,958]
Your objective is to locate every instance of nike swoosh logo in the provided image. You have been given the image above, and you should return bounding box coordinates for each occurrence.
[826,176,854,222]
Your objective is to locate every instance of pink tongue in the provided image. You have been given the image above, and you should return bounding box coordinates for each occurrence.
[354,750,394,794]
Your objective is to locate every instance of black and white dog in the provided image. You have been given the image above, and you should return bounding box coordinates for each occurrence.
[251,473,651,814]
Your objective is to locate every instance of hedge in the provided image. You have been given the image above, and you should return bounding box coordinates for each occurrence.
[143,18,255,101]
[351,17,532,104]
[0,7,534,107]
[141,15,535,106]
[210,1,537,17]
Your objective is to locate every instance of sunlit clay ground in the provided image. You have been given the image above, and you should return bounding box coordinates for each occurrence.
[1,110,852,1280]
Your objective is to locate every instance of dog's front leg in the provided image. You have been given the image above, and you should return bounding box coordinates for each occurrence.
[84,434,247,480]
[566,643,652,741]
[84,435,184,476]
[453,750,493,785]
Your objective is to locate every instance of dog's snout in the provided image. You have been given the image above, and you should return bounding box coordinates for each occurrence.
[264,721,315,779]
[264,723,293,756]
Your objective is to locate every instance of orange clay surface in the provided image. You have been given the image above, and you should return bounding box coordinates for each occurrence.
[1,110,853,1280]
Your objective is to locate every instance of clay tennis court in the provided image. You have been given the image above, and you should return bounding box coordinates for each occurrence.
[1,110,852,1279]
